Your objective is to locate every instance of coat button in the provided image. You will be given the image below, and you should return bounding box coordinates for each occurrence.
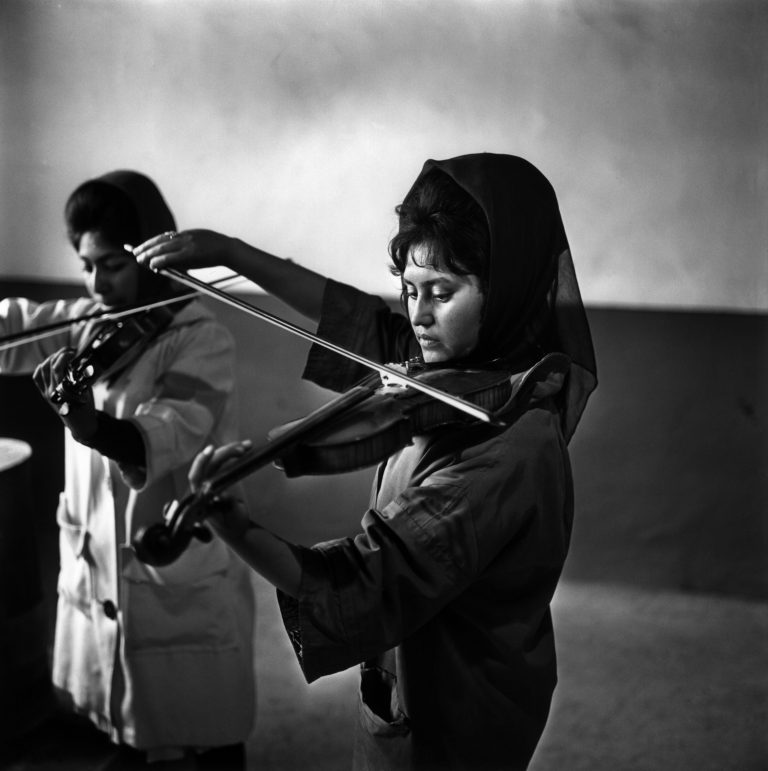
[102,600,118,619]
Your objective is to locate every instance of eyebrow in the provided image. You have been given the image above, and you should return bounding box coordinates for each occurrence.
[401,276,456,288]
[79,251,132,263]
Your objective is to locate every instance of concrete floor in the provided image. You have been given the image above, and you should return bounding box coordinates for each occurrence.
[530,582,767,771]
[3,577,766,770]
[244,576,767,771]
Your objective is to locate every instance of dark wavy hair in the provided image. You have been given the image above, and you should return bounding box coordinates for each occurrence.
[64,180,177,302]
[65,180,142,251]
[388,168,490,304]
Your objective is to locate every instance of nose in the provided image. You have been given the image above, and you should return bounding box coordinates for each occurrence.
[409,295,433,328]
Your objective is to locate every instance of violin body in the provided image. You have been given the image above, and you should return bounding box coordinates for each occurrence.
[132,353,570,566]
[52,306,175,405]
[272,367,517,476]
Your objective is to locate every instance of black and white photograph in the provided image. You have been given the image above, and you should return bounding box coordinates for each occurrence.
[1,1,765,769]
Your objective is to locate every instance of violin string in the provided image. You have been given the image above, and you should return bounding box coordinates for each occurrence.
[160,268,496,424]
[0,274,245,352]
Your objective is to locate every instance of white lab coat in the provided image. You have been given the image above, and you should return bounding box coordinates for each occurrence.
[1,296,255,750]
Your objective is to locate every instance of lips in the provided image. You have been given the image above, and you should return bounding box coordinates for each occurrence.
[96,295,123,310]
[417,335,440,348]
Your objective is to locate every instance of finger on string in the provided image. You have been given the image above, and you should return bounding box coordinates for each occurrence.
[189,441,251,489]
[50,348,75,382]
[189,444,215,492]
[210,440,252,470]
[36,356,56,390]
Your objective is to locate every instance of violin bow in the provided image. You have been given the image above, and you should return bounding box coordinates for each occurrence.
[157,267,499,425]
[0,274,245,352]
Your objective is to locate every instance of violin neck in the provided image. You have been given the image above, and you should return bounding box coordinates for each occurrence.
[202,383,378,496]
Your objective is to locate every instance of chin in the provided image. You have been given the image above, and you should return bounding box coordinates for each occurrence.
[96,296,125,309]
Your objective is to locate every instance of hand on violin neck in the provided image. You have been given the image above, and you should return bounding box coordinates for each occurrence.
[189,441,254,539]
[33,348,98,444]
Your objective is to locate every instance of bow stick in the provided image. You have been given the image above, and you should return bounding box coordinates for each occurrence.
[155,266,499,425]
[0,274,244,352]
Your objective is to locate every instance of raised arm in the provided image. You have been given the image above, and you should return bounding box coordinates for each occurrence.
[133,230,327,323]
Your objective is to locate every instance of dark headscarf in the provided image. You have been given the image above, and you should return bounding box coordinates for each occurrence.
[406,153,597,441]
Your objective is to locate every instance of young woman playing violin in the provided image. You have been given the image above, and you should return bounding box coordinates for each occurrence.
[0,172,255,770]
[136,153,598,771]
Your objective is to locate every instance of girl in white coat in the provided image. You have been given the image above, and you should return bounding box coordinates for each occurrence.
[1,171,255,769]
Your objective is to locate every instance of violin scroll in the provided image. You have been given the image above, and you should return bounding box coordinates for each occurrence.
[133,495,213,567]
[51,359,95,409]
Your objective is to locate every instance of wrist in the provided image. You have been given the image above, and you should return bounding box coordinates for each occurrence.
[207,500,255,541]
[81,412,146,466]
[59,401,98,444]
[229,237,260,273]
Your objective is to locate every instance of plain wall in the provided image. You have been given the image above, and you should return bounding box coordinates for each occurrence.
[1,0,766,312]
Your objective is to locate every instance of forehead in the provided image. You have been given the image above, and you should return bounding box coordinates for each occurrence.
[78,231,131,261]
[402,247,479,288]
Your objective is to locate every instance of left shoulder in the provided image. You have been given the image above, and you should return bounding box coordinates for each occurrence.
[459,400,570,518]
[463,399,565,466]
[417,400,566,497]
[496,399,566,458]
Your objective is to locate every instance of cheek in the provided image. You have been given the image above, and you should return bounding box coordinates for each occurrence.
[450,300,483,353]
[118,269,140,300]
[458,323,480,353]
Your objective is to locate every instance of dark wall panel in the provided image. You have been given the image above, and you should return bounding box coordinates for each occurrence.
[565,308,767,598]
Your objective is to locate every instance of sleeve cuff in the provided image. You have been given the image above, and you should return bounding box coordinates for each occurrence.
[301,279,420,392]
[276,545,363,683]
[86,411,146,467]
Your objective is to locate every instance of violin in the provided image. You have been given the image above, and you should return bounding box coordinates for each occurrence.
[50,305,177,408]
[131,352,569,566]
[272,364,518,476]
